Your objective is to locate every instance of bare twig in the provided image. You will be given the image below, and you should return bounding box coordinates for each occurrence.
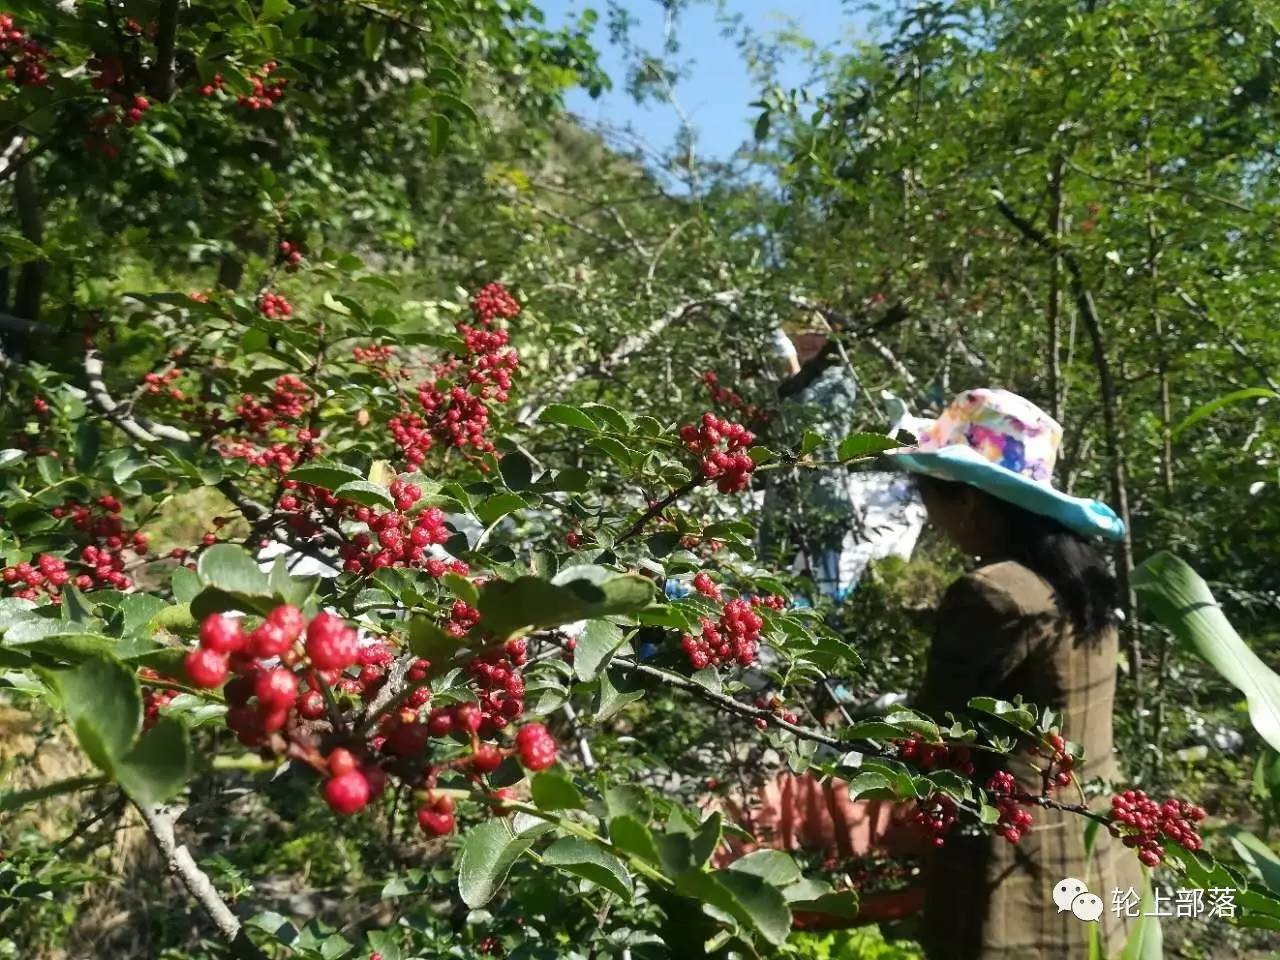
[134,802,268,960]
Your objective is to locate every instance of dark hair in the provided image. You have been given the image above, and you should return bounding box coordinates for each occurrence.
[919,477,1118,637]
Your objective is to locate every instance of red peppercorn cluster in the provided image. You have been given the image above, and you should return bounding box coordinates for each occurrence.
[515,722,557,771]
[0,14,49,87]
[679,413,756,493]
[895,733,975,775]
[470,283,521,323]
[985,770,1034,843]
[700,371,771,423]
[122,94,150,127]
[238,60,286,109]
[910,794,958,847]
[417,792,456,836]
[142,683,177,730]
[1110,790,1206,867]
[565,530,582,549]
[45,495,146,592]
[259,291,293,319]
[1040,733,1076,789]
[278,240,303,266]
[142,367,183,399]
[198,73,226,97]
[234,375,310,433]
[353,344,395,365]
[692,571,722,600]
[680,597,764,670]
[462,637,529,734]
[396,284,520,465]
[1,554,70,601]
[752,694,799,726]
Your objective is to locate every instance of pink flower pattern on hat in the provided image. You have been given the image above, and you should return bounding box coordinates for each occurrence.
[915,389,1063,486]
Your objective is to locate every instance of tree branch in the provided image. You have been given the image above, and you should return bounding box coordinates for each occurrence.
[150,0,181,100]
[992,189,1142,724]
[135,802,268,960]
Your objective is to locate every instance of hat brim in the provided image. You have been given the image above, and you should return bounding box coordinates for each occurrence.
[883,445,1126,542]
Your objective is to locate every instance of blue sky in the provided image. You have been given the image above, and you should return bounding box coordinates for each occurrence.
[539,1,860,163]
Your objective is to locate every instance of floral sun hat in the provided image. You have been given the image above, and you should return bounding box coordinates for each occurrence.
[883,388,1125,542]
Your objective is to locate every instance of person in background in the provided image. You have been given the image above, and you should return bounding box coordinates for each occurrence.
[883,388,1139,960]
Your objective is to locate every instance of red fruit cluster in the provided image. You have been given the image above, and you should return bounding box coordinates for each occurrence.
[1,554,70,602]
[679,413,756,493]
[700,371,770,423]
[141,676,177,731]
[680,597,764,670]
[463,637,529,733]
[278,240,303,266]
[238,60,286,109]
[0,14,49,87]
[323,747,385,816]
[516,722,557,771]
[470,282,521,323]
[122,94,149,127]
[52,495,146,592]
[752,694,799,726]
[446,599,481,638]
[1110,789,1206,867]
[896,733,975,776]
[565,530,582,549]
[692,571,721,600]
[353,344,395,366]
[259,291,293,319]
[198,73,226,97]
[1041,733,1075,789]
[417,792,456,836]
[337,486,454,574]
[396,284,520,465]
[986,770,1034,844]
[911,794,958,847]
[142,367,183,399]
[235,375,311,433]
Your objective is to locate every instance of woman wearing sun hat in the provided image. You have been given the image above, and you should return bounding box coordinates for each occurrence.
[885,388,1140,959]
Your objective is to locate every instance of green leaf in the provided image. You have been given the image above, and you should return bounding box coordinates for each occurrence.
[49,655,140,773]
[285,461,366,490]
[260,0,293,21]
[198,544,269,597]
[799,429,826,456]
[675,870,792,947]
[847,771,896,800]
[362,20,386,60]
[691,811,722,868]
[1172,387,1278,438]
[1118,871,1163,960]
[609,815,661,863]
[499,452,534,491]
[790,890,859,919]
[573,620,625,681]
[646,530,682,558]
[541,837,633,901]
[838,433,903,460]
[476,492,526,525]
[408,615,463,666]
[754,110,771,141]
[727,850,801,886]
[530,772,585,811]
[1228,829,1280,896]
[1135,552,1280,752]
[457,819,536,907]
[539,404,599,432]
[76,422,101,472]
[595,669,643,722]
[334,480,395,509]
[0,449,25,469]
[443,572,479,606]
[113,716,193,805]
[967,696,1038,732]
[477,566,654,639]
